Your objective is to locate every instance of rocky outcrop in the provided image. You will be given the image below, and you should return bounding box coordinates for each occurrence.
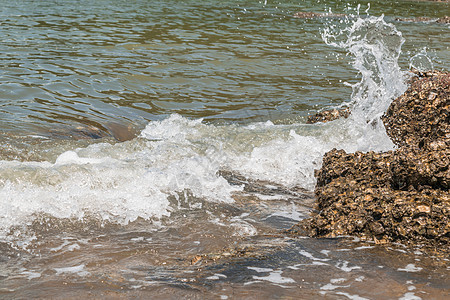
[295,148,449,246]
[293,70,449,249]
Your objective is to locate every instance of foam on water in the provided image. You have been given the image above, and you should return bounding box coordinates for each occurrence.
[54,264,90,277]
[253,270,296,285]
[0,118,241,238]
[398,264,423,273]
[0,15,408,241]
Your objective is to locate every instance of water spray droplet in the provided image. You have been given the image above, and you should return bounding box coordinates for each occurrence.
[409,48,433,72]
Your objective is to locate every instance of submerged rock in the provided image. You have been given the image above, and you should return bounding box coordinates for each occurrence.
[293,11,346,19]
[294,70,449,250]
[306,107,351,124]
[437,16,450,23]
[396,16,450,24]
[48,122,138,142]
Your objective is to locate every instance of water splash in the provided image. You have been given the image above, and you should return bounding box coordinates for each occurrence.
[409,48,434,72]
[322,15,408,123]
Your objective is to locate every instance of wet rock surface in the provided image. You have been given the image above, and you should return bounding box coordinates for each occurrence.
[292,149,449,248]
[306,107,351,124]
[294,70,450,251]
[382,70,449,148]
[391,143,449,190]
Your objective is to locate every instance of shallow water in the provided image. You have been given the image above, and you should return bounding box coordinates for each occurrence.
[0,0,449,298]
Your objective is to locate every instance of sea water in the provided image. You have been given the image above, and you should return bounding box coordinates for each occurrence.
[0,0,449,298]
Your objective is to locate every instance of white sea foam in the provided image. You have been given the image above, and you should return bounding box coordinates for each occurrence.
[54,264,90,276]
[253,270,295,284]
[20,270,41,280]
[331,278,347,284]
[247,266,273,273]
[50,239,72,252]
[299,249,331,261]
[321,283,343,291]
[335,292,369,300]
[398,264,423,273]
[399,292,422,300]
[0,116,242,238]
[206,273,227,280]
[354,245,374,250]
[336,261,362,272]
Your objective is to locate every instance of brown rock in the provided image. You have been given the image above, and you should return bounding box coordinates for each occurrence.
[294,70,450,250]
[297,147,449,247]
[382,70,449,148]
[391,145,450,190]
[436,16,450,23]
